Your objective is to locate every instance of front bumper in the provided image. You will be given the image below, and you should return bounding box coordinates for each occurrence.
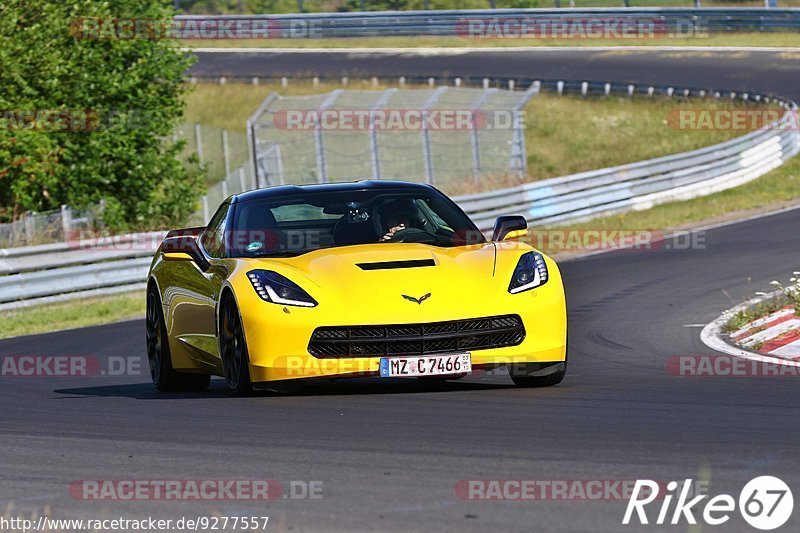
[237,271,567,383]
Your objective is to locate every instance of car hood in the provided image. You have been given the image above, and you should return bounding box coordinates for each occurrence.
[242,243,501,313]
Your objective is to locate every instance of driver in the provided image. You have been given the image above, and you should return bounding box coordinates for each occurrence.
[378,199,417,242]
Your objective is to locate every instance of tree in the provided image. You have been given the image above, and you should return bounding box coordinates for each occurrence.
[0,0,202,228]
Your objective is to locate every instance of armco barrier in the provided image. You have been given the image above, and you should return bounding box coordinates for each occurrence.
[0,80,797,310]
[456,112,799,231]
[173,8,800,38]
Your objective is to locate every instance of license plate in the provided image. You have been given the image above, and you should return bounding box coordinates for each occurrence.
[379,353,471,378]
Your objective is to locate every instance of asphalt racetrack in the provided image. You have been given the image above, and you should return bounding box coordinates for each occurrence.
[1,49,799,532]
[188,47,800,101]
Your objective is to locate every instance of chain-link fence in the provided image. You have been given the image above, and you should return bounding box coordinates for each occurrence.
[175,123,250,186]
[200,164,258,222]
[0,204,103,248]
[248,86,536,192]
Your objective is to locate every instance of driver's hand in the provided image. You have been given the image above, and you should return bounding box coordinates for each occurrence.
[380,224,405,241]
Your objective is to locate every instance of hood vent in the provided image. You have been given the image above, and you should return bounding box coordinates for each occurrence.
[357,259,436,271]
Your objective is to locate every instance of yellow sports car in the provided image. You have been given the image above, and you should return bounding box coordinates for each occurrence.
[146,181,567,395]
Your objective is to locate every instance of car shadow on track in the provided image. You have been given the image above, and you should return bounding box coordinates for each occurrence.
[53,376,515,400]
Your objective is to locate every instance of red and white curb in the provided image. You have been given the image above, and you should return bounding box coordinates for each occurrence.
[730,305,800,359]
[701,291,800,367]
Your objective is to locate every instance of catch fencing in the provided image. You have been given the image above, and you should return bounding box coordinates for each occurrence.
[246,87,535,190]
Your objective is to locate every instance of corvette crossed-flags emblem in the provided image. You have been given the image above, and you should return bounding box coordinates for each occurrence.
[402,293,431,305]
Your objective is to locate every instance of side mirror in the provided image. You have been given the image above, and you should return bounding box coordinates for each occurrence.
[492,215,528,242]
[161,236,211,272]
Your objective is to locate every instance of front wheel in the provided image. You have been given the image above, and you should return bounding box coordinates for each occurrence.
[510,365,566,387]
[220,295,253,396]
[146,287,211,392]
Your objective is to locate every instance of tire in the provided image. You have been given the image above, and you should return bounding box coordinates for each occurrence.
[509,364,566,388]
[510,336,568,388]
[146,286,211,392]
[220,294,253,396]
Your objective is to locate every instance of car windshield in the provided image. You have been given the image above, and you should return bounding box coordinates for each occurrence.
[226,188,485,258]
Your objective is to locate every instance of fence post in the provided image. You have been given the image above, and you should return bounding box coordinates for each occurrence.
[420,86,448,184]
[370,88,396,180]
[222,129,231,176]
[24,212,35,243]
[239,166,247,192]
[60,205,72,242]
[508,84,539,177]
[194,123,204,164]
[314,90,343,183]
[246,92,278,189]
[469,88,497,182]
[274,145,285,186]
[314,128,327,183]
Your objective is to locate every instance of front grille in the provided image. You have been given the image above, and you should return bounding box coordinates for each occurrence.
[308,315,525,358]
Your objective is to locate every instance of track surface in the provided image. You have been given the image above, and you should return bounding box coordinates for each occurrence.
[2,209,800,532]
[1,50,799,532]
[189,48,800,100]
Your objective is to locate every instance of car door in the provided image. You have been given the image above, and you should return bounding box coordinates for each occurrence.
[166,202,231,371]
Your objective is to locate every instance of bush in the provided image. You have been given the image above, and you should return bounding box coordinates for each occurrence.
[0,0,203,228]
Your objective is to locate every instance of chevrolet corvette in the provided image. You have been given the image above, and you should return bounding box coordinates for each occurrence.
[146,180,567,395]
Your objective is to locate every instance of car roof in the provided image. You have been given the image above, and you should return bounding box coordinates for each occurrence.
[233,180,437,204]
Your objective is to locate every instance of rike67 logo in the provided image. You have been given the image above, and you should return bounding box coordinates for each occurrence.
[623,476,794,530]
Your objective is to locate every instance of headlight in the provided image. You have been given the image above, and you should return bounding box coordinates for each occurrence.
[508,252,548,294]
[247,270,318,307]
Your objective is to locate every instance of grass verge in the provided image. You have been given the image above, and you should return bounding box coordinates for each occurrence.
[0,291,145,340]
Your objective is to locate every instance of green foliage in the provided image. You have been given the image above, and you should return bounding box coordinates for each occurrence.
[723,298,787,333]
[722,274,800,333]
[0,0,203,228]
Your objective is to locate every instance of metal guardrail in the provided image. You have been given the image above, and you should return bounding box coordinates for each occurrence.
[1,77,797,310]
[174,8,800,38]
[0,258,152,305]
[457,114,799,231]
[0,232,164,310]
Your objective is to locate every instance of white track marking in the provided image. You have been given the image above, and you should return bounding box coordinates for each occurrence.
[738,319,800,347]
[770,339,800,358]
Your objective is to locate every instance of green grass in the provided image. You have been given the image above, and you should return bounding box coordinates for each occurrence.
[522,94,745,179]
[182,32,800,50]
[0,291,145,339]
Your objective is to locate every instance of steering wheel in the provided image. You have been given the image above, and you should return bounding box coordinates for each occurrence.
[384,227,438,244]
